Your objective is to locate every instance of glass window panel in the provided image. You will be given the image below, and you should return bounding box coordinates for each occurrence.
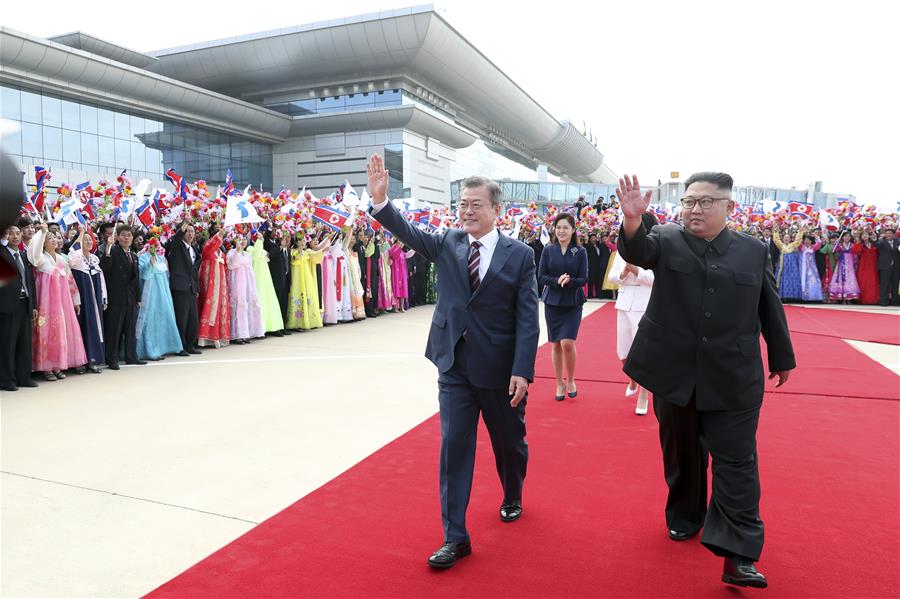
[98,108,115,137]
[2,126,22,155]
[1,86,21,120]
[317,96,345,113]
[551,184,567,202]
[113,138,130,168]
[131,141,145,173]
[41,95,62,127]
[80,132,98,166]
[62,129,80,163]
[375,89,401,105]
[79,104,98,134]
[500,182,513,197]
[114,112,131,140]
[22,122,42,156]
[42,126,63,160]
[539,183,551,202]
[20,89,42,123]
[347,93,375,109]
[145,148,162,175]
[60,99,80,131]
[98,136,115,167]
[291,99,317,115]
[130,115,145,137]
[527,183,539,200]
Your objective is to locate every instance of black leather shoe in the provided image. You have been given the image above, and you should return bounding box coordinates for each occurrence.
[500,500,523,522]
[127,360,148,366]
[87,365,102,374]
[107,363,120,370]
[722,557,767,588]
[74,366,86,374]
[282,329,292,335]
[1,384,18,392]
[668,528,698,541]
[18,381,38,388]
[177,351,190,357]
[187,349,202,355]
[427,541,472,569]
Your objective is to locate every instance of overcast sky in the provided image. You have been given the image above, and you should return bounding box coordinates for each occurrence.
[5,0,898,208]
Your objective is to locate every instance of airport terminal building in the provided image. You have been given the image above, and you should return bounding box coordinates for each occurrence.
[0,5,614,205]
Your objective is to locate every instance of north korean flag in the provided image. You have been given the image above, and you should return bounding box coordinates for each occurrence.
[788,202,815,218]
[165,168,188,201]
[312,205,350,232]
[135,199,155,227]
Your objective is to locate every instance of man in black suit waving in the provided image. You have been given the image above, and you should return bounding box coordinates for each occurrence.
[367,154,539,570]
[165,221,202,355]
[617,172,795,589]
[100,224,146,369]
[0,225,38,391]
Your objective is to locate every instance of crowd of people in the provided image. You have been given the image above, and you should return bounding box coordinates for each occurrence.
[0,213,436,392]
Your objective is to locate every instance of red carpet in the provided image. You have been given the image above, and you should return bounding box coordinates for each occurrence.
[146,305,899,598]
[783,305,900,345]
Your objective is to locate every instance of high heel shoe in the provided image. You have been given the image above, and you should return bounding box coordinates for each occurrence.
[567,384,577,398]
[625,383,639,398]
[635,388,649,415]
[555,386,566,401]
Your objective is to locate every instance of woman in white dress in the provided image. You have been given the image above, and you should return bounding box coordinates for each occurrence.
[607,213,657,415]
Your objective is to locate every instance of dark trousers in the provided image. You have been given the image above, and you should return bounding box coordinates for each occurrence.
[437,339,528,542]
[0,296,32,385]
[104,303,137,365]
[878,268,897,305]
[653,393,764,561]
[172,290,198,351]
[587,274,603,298]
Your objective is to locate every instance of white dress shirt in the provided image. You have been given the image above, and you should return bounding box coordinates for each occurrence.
[184,241,196,262]
[371,197,498,279]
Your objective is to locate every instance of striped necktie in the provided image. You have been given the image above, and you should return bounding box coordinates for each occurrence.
[468,240,482,293]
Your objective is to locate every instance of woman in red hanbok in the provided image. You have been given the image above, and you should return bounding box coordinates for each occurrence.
[197,228,230,347]
[853,230,880,305]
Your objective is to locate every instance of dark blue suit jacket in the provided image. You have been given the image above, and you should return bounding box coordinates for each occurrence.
[371,202,539,388]
[538,244,588,306]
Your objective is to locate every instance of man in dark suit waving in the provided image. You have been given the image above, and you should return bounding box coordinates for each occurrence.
[100,224,146,369]
[165,221,202,355]
[617,172,795,589]
[367,154,539,569]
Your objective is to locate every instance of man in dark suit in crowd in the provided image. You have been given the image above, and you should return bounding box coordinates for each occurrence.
[618,172,795,589]
[585,232,607,298]
[100,224,146,370]
[527,230,544,293]
[165,221,202,356]
[368,154,539,570]
[573,195,588,219]
[593,196,605,213]
[413,251,430,306]
[876,229,899,305]
[0,225,38,391]
[760,227,780,278]
[265,226,291,335]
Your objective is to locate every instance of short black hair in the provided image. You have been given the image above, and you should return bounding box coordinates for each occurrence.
[115,224,133,236]
[641,212,659,230]
[17,216,33,228]
[98,222,115,233]
[684,172,734,191]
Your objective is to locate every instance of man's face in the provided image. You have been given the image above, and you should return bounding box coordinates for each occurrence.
[20,222,34,240]
[117,230,133,249]
[184,227,196,244]
[6,226,21,247]
[762,229,772,239]
[457,185,500,238]
[681,182,733,239]
[102,227,115,241]
[886,230,895,241]
[48,224,60,235]
[133,236,145,251]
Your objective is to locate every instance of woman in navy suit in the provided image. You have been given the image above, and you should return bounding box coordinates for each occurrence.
[538,213,588,401]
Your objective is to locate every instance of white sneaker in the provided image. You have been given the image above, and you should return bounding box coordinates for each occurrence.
[635,389,649,415]
[626,383,639,398]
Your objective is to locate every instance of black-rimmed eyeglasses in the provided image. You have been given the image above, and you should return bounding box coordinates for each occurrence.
[680,197,729,209]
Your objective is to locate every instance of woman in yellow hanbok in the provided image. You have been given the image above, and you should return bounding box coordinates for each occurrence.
[286,234,324,330]
[601,232,620,299]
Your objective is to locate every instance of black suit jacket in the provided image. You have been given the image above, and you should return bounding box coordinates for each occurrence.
[0,246,36,313]
[264,232,291,288]
[164,230,201,293]
[372,202,539,388]
[876,238,898,270]
[764,236,781,271]
[618,223,796,411]
[99,245,140,306]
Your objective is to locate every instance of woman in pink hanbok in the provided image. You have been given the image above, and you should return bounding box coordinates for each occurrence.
[227,234,265,344]
[828,231,861,302]
[27,225,87,381]
[389,239,411,312]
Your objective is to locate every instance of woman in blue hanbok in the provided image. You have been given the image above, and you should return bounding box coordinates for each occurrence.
[136,243,184,360]
[773,227,803,301]
[67,229,105,373]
